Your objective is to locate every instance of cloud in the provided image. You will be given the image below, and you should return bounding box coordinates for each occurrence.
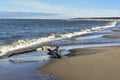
[0,9,120,19]
[0,0,120,18]
[65,9,120,18]
[8,0,69,12]
[0,11,68,19]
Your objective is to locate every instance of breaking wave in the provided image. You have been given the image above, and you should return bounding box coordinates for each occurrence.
[0,21,117,56]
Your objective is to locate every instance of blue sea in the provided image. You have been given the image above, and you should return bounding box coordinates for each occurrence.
[0,19,120,56]
[0,19,112,44]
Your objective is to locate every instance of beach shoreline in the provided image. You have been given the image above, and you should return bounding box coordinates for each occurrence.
[0,20,120,80]
[39,28,120,80]
[40,45,120,80]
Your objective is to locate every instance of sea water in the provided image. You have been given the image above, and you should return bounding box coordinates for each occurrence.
[0,19,114,44]
[0,19,120,61]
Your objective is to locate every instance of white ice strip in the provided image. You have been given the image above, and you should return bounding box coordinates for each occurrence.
[0,21,117,56]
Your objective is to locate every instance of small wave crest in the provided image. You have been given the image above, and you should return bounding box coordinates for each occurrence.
[0,21,117,56]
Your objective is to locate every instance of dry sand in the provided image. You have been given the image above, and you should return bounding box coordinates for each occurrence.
[40,46,120,80]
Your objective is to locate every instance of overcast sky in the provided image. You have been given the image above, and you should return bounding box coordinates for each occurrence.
[0,0,120,18]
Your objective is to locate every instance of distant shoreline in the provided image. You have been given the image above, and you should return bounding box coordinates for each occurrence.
[75,17,120,19]
[0,17,120,20]
[73,17,120,21]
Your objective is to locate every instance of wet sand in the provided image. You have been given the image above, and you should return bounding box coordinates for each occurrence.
[113,30,120,32]
[40,46,120,80]
[103,29,120,38]
[103,34,120,38]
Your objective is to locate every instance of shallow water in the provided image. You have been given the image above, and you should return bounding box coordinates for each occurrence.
[0,60,58,80]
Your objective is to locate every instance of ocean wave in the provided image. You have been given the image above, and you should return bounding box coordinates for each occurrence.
[0,35,21,40]
[0,21,117,56]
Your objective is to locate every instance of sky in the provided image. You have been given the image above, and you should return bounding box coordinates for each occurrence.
[0,0,120,18]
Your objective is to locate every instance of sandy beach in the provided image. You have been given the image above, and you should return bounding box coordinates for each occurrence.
[40,46,120,80]
[113,30,120,32]
[102,29,120,38]
[103,34,120,38]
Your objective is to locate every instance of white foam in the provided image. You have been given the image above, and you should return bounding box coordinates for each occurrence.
[0,21,117,56]
[54,21,117,38]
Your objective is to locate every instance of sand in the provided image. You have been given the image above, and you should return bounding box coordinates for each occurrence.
[40,46,120,80]
[103,34,120,38]
[103,29,120,38]
[113,30,120,32]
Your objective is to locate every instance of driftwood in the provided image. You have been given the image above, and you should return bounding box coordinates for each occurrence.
[7,47,37,57]
[36,46,52,51]
[6,46,52,57]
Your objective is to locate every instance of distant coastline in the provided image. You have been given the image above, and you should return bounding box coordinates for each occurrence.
[73,17,120,21]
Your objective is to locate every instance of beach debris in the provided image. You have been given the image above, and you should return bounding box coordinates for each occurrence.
[36,46,52,51]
